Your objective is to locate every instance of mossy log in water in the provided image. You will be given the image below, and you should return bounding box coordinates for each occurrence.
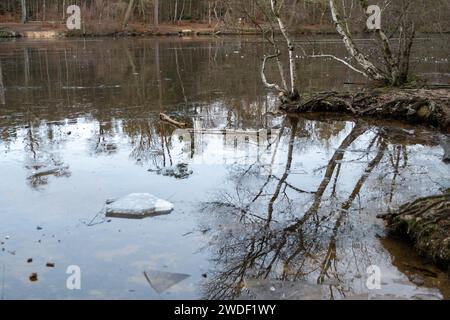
[378,193,450,276]
[281,88,450,132]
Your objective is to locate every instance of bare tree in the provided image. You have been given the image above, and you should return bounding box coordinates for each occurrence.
[253,0,419,90]
[327,0,416,86]
[244,0,300,103]
[154,0,159,26]
[21,0,27,23]
[123,0,136,29]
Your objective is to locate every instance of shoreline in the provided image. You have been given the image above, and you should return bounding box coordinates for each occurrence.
[1,22,449,39]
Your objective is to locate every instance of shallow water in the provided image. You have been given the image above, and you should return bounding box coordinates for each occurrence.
[0,36,449,300]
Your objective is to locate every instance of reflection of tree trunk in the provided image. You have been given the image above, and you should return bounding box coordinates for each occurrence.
[26,125,38,159]
[286,123,367,233]
[124,45,137,75]
[245,123,287,208]
[155,42,163,111]
[175,47,188,106]
[64,49,70,104]
[24,48,30,88]
[123,44,142,102]
[45,49,52,99]
[388,146,403,203]
[317,138,387,284]
[267,118,298,222]
[0,59,5,105]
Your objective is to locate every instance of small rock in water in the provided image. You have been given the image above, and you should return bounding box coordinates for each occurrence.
[46,262,55,268]
[105,193,174,219]
[29,273,38,282]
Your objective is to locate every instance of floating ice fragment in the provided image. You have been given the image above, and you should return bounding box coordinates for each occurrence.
[143,270,190,294]
[105,193,174,219]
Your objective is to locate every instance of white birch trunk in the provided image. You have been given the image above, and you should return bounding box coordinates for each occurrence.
[329,0,386,81]
[270,0,296,92]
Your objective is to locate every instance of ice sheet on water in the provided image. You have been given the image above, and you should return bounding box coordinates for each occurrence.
[143,270,190,294]
[105,193,174,219]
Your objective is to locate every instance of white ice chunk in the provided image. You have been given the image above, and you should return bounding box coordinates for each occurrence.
[105,193,174,219]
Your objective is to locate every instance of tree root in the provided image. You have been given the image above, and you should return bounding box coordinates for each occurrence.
[281,88,450,132]
[378,192,450,276]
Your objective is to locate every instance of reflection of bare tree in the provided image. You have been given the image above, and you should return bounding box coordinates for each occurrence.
[23,117,71,189]
[26,161,71,188]
[317,138,387,287]
[126,120,162,165]
[386,145,408,203]
[201,120,398,300]
[89,121,118,155]
[0,58,5,105]
[123,117,181,171]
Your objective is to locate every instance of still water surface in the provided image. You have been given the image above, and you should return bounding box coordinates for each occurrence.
[0,36,449,299]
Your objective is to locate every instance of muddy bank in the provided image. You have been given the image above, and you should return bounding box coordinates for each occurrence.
[281,88,450,132]
[379,192,450,276]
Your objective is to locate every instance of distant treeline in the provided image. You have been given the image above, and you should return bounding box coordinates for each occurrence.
[0,0,449,33]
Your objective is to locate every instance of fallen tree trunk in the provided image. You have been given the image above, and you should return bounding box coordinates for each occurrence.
[281,88,450,132]
[159,113,186,128]
[378,192,450,276]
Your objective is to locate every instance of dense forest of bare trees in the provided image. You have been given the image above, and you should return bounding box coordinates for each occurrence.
[1,0,449,33]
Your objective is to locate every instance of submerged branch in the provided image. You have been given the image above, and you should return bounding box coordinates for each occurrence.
[306,54,368,77]
[261,52,286,93]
